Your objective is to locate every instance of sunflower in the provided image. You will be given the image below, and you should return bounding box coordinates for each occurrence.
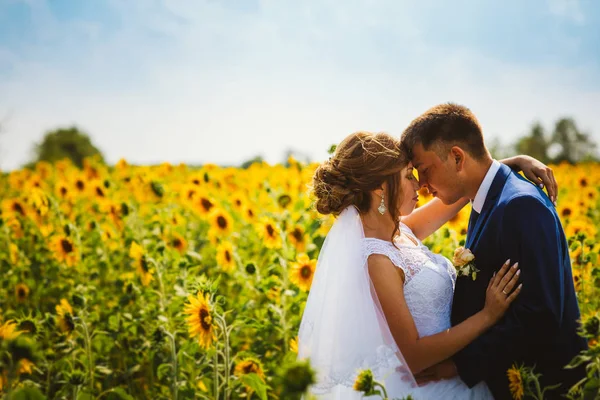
[182,184,199,202]
[16,316,40,336]
[290,253,317,292]
[29,188,50,217]
[234,357,265,380]
[507,365,524,400]
[130,241,153,287]
[208,208,233,236]
[9,243,19,265]
[0,319,22,340]
[92,181,107,199]
[56,298,75,334]
[287,225,306,252]
[18,359,34,375]
[259,218,282,249]
[582,187,598,203]
[447,207,469,233]
[290,337,298,353]
[230,194,246,211]
[195,193,215,216]
[216,241,236,272]
[243,205,257,222]
[50,235,79,267]
[6,218,24,239]
[566,218,597,240]
[184,292,215,349]
[353,369,375,393]
[72,176,88,196]
[170,233,188,254]
[15,283,30,303]
[2,198,27,219]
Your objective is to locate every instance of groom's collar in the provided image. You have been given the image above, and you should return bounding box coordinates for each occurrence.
[471,159,501,213]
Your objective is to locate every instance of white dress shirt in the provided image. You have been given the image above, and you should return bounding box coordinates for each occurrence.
[471,159,501,213]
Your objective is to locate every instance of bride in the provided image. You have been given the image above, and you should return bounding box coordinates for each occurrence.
[297,131,556,399]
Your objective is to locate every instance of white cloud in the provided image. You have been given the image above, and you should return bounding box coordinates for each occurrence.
[0,0,598,170]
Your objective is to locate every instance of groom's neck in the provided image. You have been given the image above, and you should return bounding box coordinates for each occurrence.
[465,156,493,201]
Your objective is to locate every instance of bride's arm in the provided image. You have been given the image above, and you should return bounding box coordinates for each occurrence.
[401,197,469,241]
[368,257,521,375]
[402,155,558,241]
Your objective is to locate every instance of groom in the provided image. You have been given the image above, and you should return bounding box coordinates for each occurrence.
[400,103,588,399]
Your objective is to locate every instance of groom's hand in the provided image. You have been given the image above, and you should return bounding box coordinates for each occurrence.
[413,359,458,386]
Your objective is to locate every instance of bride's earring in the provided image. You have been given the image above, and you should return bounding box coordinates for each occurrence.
[378,193,386,215]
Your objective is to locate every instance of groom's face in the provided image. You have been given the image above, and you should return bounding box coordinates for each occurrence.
[411,142,463,205]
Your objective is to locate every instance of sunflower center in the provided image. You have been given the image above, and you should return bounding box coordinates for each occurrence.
[61,239,74,253]
[140,257,150,273]
[96,187,105,197]
[300,265,312,278]
[173,238,182,248]
[187,190,196,200]
[225,250,231,263]
[12,202,25,216]
[60,187,68,196]
[243,362,258,374]
[235,199,242,206]
[580,178,588,187]
[17,287,27,298]
[247,208,254,218]
[192,179,200,185]
[266,224,275,237]
[201,198,214,212]
[292,229,303,242]
[76,180,85,190]
[562,208,572,217]
[217,216,228,229]
[199,308,212,330]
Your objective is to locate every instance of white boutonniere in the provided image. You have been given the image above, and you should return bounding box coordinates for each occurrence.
[453,247,480,281]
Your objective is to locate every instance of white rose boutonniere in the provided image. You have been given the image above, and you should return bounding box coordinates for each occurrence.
[453,247,480,281]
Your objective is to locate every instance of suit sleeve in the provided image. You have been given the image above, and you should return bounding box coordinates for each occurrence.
[452,196,565,386]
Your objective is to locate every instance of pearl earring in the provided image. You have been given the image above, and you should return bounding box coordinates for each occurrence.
[378,193,386,215]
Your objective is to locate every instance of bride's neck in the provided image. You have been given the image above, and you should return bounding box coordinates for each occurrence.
[360,210,397,241]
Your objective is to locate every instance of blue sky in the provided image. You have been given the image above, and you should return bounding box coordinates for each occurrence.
[0,0,599,169]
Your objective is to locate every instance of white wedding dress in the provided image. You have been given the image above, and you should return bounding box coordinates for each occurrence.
[298,207,493,400]
[360,223,493,399]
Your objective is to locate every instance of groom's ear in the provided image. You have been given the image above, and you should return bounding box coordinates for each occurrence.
[450,146,466,171]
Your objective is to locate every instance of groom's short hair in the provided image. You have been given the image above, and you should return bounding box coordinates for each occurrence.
[401,103,487,160]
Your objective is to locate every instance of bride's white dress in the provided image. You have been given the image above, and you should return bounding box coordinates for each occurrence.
[360,223,493,399]
[299,207,493,400]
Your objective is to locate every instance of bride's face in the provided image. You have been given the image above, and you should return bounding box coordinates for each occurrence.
[397,164,421,216]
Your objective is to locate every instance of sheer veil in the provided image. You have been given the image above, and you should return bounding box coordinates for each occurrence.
[297,205,416,397]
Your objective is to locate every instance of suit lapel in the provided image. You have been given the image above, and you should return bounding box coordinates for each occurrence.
[466,164,512,249]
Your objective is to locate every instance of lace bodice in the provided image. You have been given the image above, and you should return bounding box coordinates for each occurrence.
[363,223,457,337]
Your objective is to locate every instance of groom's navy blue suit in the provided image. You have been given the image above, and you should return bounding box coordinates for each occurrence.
[451,164,588,399]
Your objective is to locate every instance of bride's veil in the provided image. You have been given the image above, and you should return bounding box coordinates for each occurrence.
[297,205,416,395]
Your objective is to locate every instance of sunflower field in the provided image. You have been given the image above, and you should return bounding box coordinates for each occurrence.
[0,156,599,400]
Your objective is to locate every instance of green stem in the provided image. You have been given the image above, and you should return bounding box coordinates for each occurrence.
[374,382,389,399]
[216,315,231,400]
[214,351,220,400]
[168,331,179,400]
[80,318,95,393]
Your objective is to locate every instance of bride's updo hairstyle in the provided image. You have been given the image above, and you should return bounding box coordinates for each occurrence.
[312,131,408,240]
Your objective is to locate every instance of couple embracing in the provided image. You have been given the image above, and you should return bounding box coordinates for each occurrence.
[297,103,588,399]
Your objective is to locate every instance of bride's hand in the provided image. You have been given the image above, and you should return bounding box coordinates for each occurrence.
[507,155,558,205]
[483,259,522,323]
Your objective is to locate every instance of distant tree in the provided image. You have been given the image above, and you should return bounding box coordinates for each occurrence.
[515,122,549,163]
[240,155,264,169]
[486,136,513,160]
[28,126,104,168]
[550,118,597,164]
